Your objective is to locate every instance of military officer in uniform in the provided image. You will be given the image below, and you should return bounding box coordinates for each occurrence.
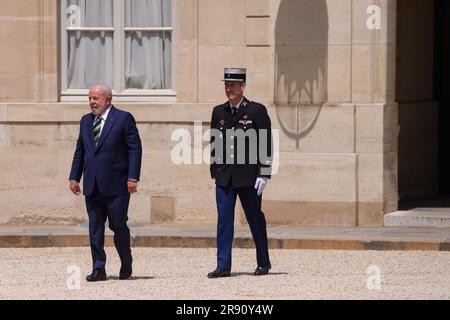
[208,68,273,278]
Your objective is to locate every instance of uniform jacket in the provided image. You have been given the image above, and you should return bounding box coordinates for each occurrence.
[69,106,142,197]
[210,97,272,188]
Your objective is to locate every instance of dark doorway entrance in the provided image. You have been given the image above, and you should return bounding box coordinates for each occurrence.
[436,0,450,195]
[397,0,450,209]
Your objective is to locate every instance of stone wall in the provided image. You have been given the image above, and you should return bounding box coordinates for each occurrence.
[0,0,399,226]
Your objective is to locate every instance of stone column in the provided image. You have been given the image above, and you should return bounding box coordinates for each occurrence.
[352,0,398,225]
[0,0,58,102]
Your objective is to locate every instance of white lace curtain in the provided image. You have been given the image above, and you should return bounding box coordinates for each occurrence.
[125,0,171,90]
[67,0,171,90]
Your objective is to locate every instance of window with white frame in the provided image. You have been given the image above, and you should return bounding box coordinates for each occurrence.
[61,0,173,100]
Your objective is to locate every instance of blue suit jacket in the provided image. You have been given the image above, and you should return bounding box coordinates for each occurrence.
[69,106,142,197]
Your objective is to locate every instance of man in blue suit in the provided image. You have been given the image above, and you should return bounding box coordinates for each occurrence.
[69,83,142,282]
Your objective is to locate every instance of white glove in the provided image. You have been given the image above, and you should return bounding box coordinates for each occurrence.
[254,177,268,196]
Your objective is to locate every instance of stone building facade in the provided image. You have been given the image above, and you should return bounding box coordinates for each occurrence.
[0,0,448,227]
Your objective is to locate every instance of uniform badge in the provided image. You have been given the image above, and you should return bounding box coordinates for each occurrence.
[219,120,225,126]
[239,119,253,125]
[242,102,248,107]
[243,115,248,120]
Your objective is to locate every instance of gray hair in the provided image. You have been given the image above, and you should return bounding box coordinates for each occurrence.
[90,83,113,97]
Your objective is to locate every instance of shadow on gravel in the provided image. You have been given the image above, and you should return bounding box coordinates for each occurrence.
[231,272,288,277]
[106,276,155,281]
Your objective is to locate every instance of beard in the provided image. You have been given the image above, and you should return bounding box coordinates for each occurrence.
[90,107,100,116]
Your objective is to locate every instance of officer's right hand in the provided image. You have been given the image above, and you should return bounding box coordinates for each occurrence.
[254,177,268,196]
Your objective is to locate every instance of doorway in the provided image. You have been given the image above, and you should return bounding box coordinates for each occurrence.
[397,0,450,209]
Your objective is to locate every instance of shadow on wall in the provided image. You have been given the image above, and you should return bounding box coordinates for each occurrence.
[274,0,329,148]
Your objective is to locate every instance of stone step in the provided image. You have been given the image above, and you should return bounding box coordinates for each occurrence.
[384,211,450,228]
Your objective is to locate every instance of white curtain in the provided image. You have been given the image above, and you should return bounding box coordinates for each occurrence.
[125,0,172,89]
[67,0,114,89]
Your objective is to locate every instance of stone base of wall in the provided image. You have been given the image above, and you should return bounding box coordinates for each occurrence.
[0,103,394,227]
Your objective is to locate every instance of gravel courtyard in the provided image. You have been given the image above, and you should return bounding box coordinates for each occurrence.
[0,247,449,300]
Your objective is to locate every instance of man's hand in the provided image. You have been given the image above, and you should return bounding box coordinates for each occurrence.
[70,180,81,195]
[254,177,268,196]
[128,180,138,194]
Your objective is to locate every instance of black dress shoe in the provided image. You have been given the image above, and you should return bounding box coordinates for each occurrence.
[119,264,132,280]
[86,269,107,282]
[207,268,231,278]
[254,264,271,276]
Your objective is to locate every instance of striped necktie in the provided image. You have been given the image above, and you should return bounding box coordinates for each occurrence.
[93,117,103,146]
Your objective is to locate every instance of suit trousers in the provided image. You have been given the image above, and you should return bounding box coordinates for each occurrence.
[85,184,132,270]
[215,184,270,270]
